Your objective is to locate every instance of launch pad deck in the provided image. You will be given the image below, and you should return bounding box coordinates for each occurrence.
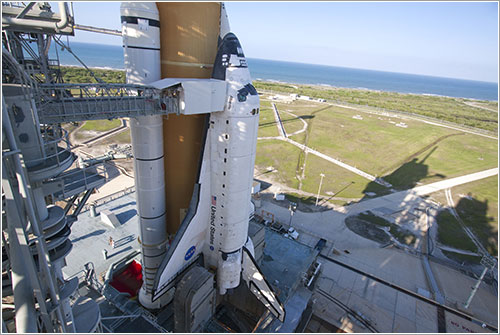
[61,190,498,333]
[64,191,318,332]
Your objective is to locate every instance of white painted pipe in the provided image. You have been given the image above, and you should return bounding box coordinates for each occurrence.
[55,2,69,30]
[2,2,70,32]
[464,266,489,309]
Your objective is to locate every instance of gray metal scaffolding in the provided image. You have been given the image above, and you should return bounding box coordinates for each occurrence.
[34,83,180,124]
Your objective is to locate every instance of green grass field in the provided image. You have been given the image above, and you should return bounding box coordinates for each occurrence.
[280,110,306,135]
[73,119,123,142]
[61,66,125,84]
[255,81,498,132]
[255,139,303,188]
[80,119,122,132]
[255,138,386,201]
[258,98,497,193]
[256,92,498,257]
[430,178,497,257]
[436,210,478,253]
[450,176,498,230]
[301,154,386,200]
[258,101,280,138]
[307,106,497,182]
[100,129,131,146]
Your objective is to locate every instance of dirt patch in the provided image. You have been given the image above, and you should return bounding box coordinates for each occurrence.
[345,216,390,244]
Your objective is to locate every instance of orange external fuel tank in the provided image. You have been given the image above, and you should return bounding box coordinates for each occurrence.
[156,2,221,235]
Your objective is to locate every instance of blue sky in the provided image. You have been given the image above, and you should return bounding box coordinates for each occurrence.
[66,1,498,83]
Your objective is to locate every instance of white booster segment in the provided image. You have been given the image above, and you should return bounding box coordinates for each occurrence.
[121,2,168,309]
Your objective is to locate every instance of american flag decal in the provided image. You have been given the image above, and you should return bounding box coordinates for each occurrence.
[211,196,217,206]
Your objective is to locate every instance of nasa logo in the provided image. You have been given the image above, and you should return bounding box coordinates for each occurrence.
[184,246,196,261]
[210,246,214,251]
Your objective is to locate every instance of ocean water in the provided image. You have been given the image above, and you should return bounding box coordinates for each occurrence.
[50,42,498,101]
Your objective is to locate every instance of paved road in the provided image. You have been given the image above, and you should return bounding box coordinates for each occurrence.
[411,168,498,196]
[281,110,308,136]
[259,167,498,248]
[462,101,498,113]
[345,168,498,218]
[271,103,287,138]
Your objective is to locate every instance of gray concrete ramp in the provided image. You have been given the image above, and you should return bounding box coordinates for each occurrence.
[100,210,120,228]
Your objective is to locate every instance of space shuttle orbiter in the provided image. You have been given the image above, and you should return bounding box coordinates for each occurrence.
[121,2,285,323]
[151,32,285,323]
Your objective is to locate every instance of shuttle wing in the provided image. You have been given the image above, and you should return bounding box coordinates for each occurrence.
[241,247,286,322]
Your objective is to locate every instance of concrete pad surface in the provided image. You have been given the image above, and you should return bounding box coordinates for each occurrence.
[371,283,398,312]
[336,267,358,292]
[392,313,417,333]
[63,194,140,279]
[431,261,497,324]
[415,299,438,333]
[333,248,429,292]
[445,311,495,333]
[347,293,395,333]
[328,284,352,304]
[395,291,417,321]
[317,276,335,293]
[351,275,374,299]
[320,260,343,283]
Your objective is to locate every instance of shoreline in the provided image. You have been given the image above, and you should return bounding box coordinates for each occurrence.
[59,65,498,103]
[61,64,125,71]
[253,78,499,103]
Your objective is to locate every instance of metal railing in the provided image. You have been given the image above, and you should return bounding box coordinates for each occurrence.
[81,185,136,213]
[26,126,73,170]
[67,262,103,293]
[35,83,180,124]
[54,162,108,200]
[2,2,25,8]
[102,284,168,333]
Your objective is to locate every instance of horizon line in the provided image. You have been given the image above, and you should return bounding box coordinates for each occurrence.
[65,40,500,85]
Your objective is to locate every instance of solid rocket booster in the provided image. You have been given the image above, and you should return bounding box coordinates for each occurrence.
[151,7,286,320]
[120,2,168,309]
